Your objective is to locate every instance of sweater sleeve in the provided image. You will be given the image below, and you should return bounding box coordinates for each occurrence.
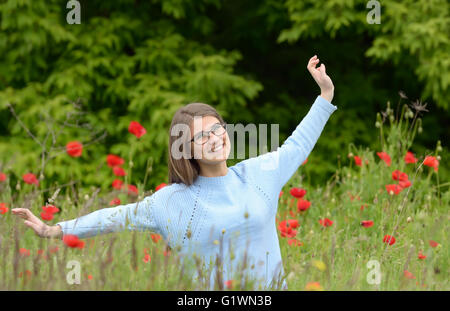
[237,95,337,206]
[56,194,159,239]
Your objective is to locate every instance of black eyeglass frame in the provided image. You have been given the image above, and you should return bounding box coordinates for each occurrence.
[189,122,227,145]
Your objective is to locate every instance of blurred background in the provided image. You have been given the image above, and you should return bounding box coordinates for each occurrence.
[0,0,448,194]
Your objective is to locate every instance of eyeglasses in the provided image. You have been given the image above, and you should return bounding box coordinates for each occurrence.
[190,122,227,145]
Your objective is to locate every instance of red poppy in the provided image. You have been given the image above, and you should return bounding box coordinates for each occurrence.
[403,270,415,279]
[287,239,304,247]
[63,235,85,249]
[385,184,402,195]
[155,183,167,191]
[49,246,59,254]
[429,240,439,248]
[18,270,32,279]
[107,154,125,168]
[392,170,408,182]
[109,198,121,206]
[348,193,361,201]
[319,218,333,227]
[423,156,439,172]
[19,248,30,257]
[66,141,83,157]
[129,121,147,138]
[128,185,138,196]
[297,198,311,212]
[383,235,396,245]
[404,151,418,164]
[112,179,123,190]
[302,158,308,165]
[40,211,54,221]
[279,191,283,198]
[360,204,367,211]
[113,166,127,177]
[278,221,297,238]
[398,179,411,188]
[377,151,391,166]
[0,203,8,214]
[360,220,374,228]
[143,251,151,263]
[287,219,300,229]
[151,234,162,243]
[290,187,306,199]
[23,173,39,186]
[224,280,233,289]
[0,172,6,182]
[354,155,362,166]
[42,205,60,214]
[418,251,426,260]
[87,274,93,280]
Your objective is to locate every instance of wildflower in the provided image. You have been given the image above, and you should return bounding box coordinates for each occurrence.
[429,240,439,248]
[360,220,374,228]
[151,234,162,243]
[129,121,147,138]
[23,173,39,186]
[63,235,85,249]
[143,250,151,263]
[87,274,93,280]
[278,220,297,238]
[18,270,32,279]
[66,141,83,157]
[418,251,426,260]
[113,166,126,177]
[42,205,60,214]
[404,151,418,164]
[312,260,327,271]
[403,270,415,279]
[290,187,306,199]
[398,179,411,188]
[0,172,6,182]
[224,280,233,289]
[287,219,300,229]
[360,204,367,211]
[0,203,9,214]
[107,154,125,167]
[109,198,121,206]
[128,185,138,196]
[319,218,333,227]
[383,235,396,245]
[302,158,308,165]
[287,239,303,247]
[155,183,167,191]
[40,211,54,221]
[377,151,391,166]
[279,191,283,198]
[305,282,323,291]
[385,184,402,195]
[19,248,30,257]
[297,198,311,212]
[354,155,362,166]
[423,156,439,172]
[112,179,123,190]
[392,170,408,182]
[49,246,59,254]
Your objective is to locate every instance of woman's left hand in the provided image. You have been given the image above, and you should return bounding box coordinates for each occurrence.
[307,55,334,102]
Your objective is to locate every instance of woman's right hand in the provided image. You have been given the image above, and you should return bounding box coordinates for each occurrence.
[12,208,62,239]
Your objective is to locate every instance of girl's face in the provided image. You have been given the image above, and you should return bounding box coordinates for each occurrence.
[190,116,231,164]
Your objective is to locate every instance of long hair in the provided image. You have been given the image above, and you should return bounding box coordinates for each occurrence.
[168,103,226,186]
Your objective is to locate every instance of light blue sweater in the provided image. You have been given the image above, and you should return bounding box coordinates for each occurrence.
[57,95,337,290]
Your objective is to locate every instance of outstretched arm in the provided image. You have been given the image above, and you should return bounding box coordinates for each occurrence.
[12,195,159,239]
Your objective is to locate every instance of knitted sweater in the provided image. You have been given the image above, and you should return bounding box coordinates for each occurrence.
[57,95,337,290]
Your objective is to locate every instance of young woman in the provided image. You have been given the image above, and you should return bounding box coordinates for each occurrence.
[12,55,336,290]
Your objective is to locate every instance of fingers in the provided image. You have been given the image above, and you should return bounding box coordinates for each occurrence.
[319,63,327,76]
[307,55,320,72]
[12,208,40,224]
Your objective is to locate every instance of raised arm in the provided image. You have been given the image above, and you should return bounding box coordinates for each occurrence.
[235,55,337,208]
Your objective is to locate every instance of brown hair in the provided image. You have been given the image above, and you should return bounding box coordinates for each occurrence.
[168,103,226,186]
